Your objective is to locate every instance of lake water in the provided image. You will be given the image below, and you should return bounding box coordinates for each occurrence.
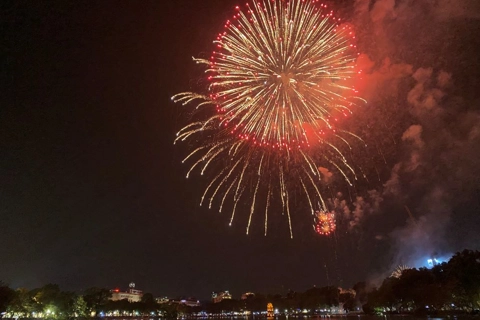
[193,316,477,320]
[95,316,478,320]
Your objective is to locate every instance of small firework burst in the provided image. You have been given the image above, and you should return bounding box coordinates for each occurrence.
[314,210,336,235]
[391,265,411,278]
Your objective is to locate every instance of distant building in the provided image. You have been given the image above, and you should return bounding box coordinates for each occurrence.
[338,287,355,295]
[267,303,274,318]
[241,292,255,300]
[110,282,143,302]
[212,291,232,303]
[155,297,170,304]
[172,298,201,307]
[155,297,201,307]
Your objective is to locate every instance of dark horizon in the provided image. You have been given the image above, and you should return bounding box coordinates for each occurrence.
[1,0,480,301]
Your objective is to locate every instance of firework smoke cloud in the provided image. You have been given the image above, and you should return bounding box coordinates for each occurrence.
[348,0,480,273]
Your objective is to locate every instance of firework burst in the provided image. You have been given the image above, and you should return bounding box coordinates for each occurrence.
[391,265,411,278]
[314,210,336,235]
[172,0,364,237]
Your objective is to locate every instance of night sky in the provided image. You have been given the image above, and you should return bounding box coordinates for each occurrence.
[1,0,480,300]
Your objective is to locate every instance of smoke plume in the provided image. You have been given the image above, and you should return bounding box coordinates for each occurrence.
[347,0,480,274]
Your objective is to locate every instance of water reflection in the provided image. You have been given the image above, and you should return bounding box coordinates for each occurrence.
[101,316,476,320]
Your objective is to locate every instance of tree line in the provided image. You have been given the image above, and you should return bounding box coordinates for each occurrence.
[1,249,479,318]
[0,285,172,319]
[364,249,480,314]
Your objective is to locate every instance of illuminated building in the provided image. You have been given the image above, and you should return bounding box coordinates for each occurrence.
[427,258,440,267]
[155,296,200,307]
[241,292,255,300]
[110,282,143,302]
[339,287,355,295]
[212,291,232,303]
[172,298,201,307]
[267,303,274,318]
[155,297,170,304]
